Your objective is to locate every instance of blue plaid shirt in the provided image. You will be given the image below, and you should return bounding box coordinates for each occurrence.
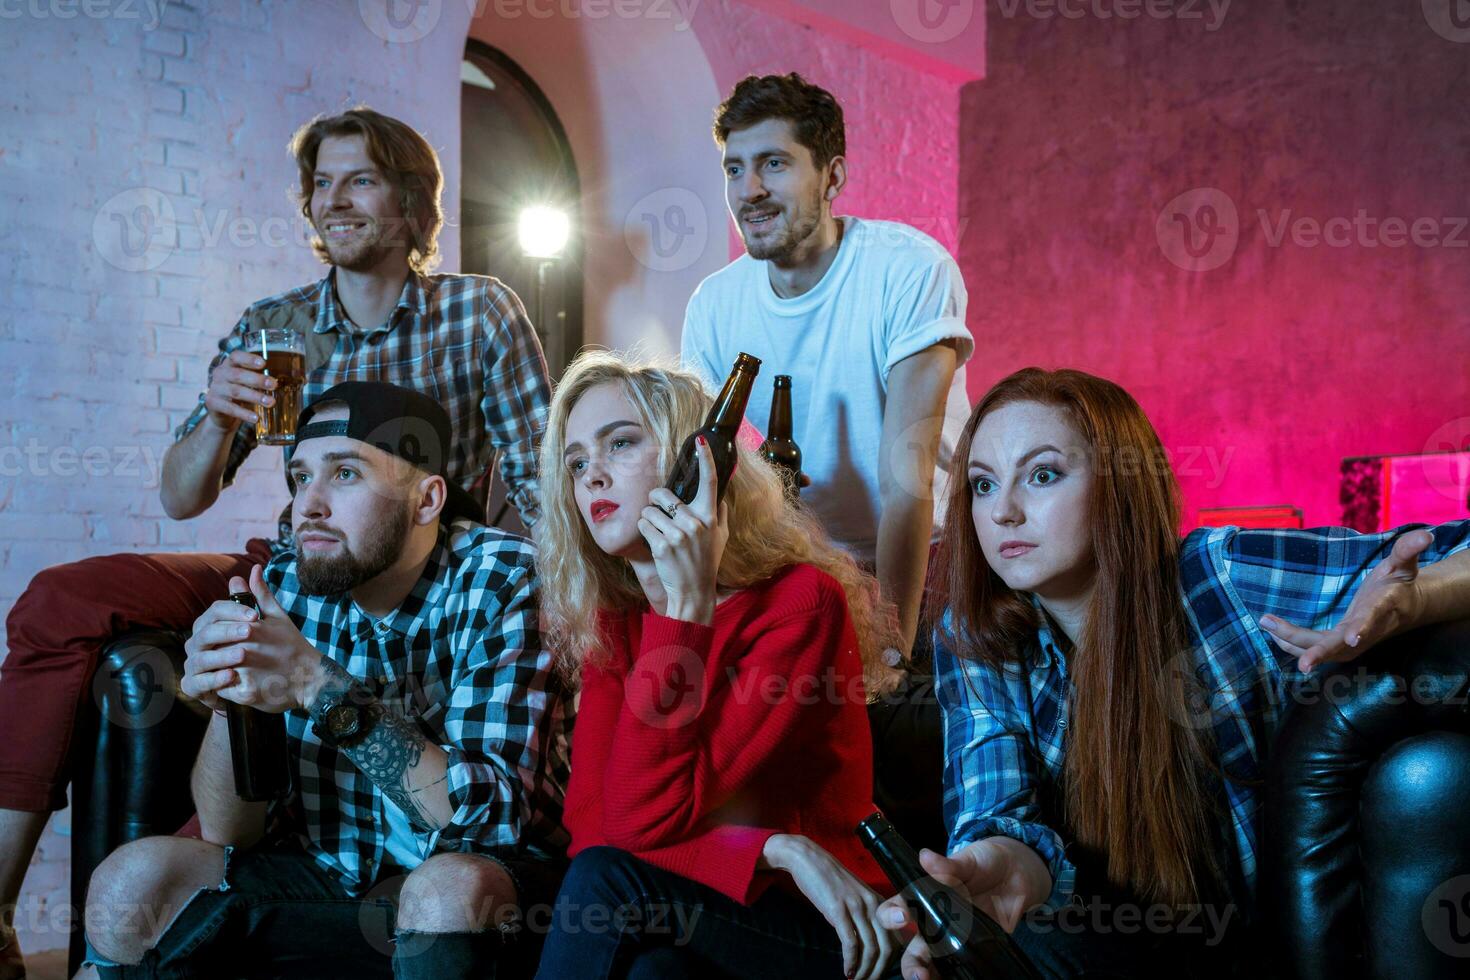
[935,521,1470,917]
[265,520,571,893]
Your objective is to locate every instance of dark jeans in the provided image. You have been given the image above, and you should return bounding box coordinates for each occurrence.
[534,846,865,979]
[89,841,563,980]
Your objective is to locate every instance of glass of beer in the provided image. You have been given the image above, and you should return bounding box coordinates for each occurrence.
[245,328,305,445]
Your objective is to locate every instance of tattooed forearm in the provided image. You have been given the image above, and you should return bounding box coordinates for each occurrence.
[352,708,437,829]
[308,658,454,832]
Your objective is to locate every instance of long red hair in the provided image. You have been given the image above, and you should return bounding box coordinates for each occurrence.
[934,367,1223,906]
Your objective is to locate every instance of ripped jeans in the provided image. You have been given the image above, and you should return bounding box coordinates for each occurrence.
[87,840,561,980]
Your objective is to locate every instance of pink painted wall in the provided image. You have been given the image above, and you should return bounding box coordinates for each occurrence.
[957,2,1470,528]
[689,0,964,258]
[733,0,986,83]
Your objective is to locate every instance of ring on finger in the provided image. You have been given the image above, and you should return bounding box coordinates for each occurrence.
[657,501,679,520]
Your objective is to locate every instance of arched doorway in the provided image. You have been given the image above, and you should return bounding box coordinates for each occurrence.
[460,40,582,379]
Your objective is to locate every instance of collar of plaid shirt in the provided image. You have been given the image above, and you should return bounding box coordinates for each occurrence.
[315,267,429,340]
[341,533,452,645]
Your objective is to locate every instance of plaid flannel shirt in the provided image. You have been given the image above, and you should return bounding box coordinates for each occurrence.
[175,271,551,552]
[935,520,1470,918]
[263,520,571,894]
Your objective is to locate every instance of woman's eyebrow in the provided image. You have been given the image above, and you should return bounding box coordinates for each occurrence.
[968,444,1064,472]
[563,419,640,458]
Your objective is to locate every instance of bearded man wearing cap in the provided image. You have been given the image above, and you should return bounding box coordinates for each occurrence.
[81,383,570,980]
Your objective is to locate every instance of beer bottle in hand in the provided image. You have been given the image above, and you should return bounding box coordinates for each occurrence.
[858,811,1042,980]
[665,352,761,504]
[758,375,802,493]
[224,591,292,802]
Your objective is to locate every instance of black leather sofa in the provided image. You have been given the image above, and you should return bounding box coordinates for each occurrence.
[69,630,204,975]
[1260,617,1470,978]
[70,619,1470,977]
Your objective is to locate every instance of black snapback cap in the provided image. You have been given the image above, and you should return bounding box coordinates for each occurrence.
[293,381,484,527]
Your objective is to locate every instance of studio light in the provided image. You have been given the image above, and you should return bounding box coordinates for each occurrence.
[518,205,570,259]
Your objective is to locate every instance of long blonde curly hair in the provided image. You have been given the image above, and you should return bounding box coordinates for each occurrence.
[536,349,902,698]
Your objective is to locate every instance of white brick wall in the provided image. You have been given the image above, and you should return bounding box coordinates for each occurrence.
[1,0,473,636]
[2,0,965,959]
[1,0,473,955]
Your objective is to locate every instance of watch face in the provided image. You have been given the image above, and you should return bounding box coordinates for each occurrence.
[326,703,360,740]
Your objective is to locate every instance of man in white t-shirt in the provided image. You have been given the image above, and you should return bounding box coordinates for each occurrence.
[681,73,974,661]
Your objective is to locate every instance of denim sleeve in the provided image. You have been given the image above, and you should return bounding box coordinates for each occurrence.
[934,626,1076,912]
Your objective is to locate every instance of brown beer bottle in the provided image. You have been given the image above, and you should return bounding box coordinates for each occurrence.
[857,811,1042,980]
[758,375,802,492]
[666,352,761,504]
[225,591,292,802]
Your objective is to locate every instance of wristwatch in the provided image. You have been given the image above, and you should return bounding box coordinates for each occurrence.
[311,695,375,749]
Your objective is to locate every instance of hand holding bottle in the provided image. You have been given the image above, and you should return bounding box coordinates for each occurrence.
[874,836,1049,980]
[639,434,730,626]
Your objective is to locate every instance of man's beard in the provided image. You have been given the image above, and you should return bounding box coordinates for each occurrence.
[296,503,412,596]
[740,188,823,263]
[317,217,400,272]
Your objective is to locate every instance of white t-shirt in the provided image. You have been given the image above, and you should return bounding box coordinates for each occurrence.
[681,217,974,563]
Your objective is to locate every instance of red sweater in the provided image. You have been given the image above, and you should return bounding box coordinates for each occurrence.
[562,563,888,905]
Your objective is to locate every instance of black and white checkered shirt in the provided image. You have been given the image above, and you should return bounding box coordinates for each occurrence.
[263,520,571,893]
[176,271,551,551]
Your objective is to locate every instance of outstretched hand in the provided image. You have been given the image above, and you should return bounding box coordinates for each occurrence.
[1261,528,1433,672]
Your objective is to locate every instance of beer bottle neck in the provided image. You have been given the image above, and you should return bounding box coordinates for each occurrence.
[768,387,794,440]
[866,829,926,888]
[706,367,757,431]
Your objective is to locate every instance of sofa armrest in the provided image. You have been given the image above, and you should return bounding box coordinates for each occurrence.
[1260,618,1470,979]
[69,630,209,975]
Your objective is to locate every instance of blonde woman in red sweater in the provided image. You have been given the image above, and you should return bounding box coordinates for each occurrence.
[531,351,903,980]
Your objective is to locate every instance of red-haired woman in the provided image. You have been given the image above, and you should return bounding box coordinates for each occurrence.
[880,368,1470,978]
